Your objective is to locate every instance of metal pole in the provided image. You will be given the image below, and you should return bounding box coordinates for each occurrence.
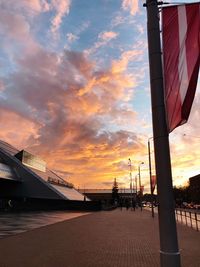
[129,159,133,201]
[195,213,198,231]
[148,138,155,218]
[135,174,138,195]
[135,174,138,204]
[145,1,181,266]
[138,163,143,211]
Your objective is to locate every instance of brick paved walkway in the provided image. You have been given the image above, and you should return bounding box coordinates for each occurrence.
[0,209,199,267]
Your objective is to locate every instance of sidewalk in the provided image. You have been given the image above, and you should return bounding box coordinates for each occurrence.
[0,208,199,267]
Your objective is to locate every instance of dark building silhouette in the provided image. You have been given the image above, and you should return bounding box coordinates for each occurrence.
[189,174,200,204]
[78,189,136,202]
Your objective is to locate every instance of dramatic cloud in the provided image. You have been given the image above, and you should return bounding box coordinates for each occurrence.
[122,0,139,15]
[1,0,194,189]
[0,0,145,187]
[0,10,30,42]
[0,0,50,16]
[181,93,200,137]
[0,110,40,149]
[0,44,145,186]
[0,0,71,39]
[0,1,45,58]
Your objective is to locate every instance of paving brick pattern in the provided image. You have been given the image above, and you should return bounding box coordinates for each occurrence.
[0,209,199,267]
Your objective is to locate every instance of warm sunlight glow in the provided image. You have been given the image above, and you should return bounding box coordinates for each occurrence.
[0,0,199,191]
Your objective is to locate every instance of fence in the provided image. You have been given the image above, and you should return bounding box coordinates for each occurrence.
[175,209,200,231]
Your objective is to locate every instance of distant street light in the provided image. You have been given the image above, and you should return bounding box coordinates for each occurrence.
[148,137,154,218]
[128,158,133,201]
[138,162,144,211]
[135,173,139,206]
[135,174,138,196]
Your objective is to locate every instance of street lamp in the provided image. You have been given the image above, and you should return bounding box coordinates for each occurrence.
[138,162,144,211]
[135,174,138,196]
[135,173,139,206]
[128,158,133,201]
[148,137,154,218]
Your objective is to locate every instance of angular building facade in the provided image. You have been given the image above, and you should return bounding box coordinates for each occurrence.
[0,140,99,211]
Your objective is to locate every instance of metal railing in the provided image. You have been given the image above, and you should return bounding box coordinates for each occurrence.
[48,169,74,188]
[175,209,200,231]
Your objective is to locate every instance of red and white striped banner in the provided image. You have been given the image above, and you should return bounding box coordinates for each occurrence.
[140,185,144,195]
[162,3,200,132]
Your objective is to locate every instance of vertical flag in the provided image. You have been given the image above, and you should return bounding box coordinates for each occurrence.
[140,185,144,195]
[162,3,200,132]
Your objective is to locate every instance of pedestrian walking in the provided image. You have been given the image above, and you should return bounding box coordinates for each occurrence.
[125,198,130,210]
[119,198,123,211]
[132,199,136,211]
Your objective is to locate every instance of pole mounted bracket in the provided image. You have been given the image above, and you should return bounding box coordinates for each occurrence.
[143,1,169,7]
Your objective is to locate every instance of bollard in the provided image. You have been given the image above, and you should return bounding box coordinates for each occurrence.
[185,211,187,226]
[195,213,198,231]
[189,212,192,228]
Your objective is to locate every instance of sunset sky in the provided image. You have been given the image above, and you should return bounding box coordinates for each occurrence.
[0,0,199,191]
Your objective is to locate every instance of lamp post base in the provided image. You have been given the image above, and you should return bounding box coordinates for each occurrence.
[160,250,181,267]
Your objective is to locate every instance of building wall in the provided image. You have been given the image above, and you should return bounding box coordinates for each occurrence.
[189,174,200,203]
[79,190,136,202]
[0,149,64,200]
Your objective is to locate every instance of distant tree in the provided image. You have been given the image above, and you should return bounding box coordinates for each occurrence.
[112,178,119,203]
[173,185,190,206]
[143,193,157,203]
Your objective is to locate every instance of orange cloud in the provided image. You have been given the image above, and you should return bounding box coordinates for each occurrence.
[98,31,118,41]
[2,0,198,190]
[122,0,139,16]
[0,45,145,187]
[112,50,142,74]
[41,130,146,187]
[78,49,140,97]
[0,110,40,149]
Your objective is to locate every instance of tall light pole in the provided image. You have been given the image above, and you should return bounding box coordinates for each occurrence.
[128,158,133,201]
[145,1,181,266]
[148,137,154,218]
[138,162,144,211]
[135,174,138,196]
